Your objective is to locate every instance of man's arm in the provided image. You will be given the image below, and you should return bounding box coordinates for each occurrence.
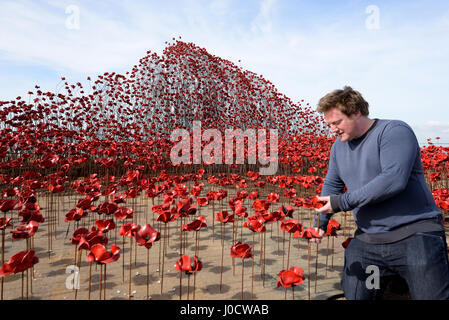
[333,123,418,212]
[315,143,345,231]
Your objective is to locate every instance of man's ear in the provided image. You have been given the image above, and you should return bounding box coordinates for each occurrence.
[353,109,361,119]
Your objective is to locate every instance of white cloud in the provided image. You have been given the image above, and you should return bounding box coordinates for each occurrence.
[251,0,276,34]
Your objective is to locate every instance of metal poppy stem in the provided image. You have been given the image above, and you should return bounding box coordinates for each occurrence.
[147,248,150,300]
[212,201,215,241]
[129,236,133,300]
[251,233,255,299]
[179,267,183,300]
[314,241,319,294]
[104,263,107,300]
[308,241,311,300]
[99,263,103,300]
[75,249,81,300]
[220,224,224,292]
[277,221,280,255]
[241,258,245,300]
[331,237,335,269]
[187,273,190,300]
[262,232,266,288]
[88,262,92,300]
[325,236,330,279]
[292,286,295,300]
[122,235,125,283]
[1,225,5,300]
[282,230,285,269]
[161,223,167,295]
[287,232,292,269]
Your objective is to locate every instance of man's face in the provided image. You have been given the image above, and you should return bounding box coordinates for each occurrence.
[323,108,360,142]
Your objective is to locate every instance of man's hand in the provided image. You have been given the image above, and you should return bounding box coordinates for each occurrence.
[315,196,334,215]
[310,196,334,244]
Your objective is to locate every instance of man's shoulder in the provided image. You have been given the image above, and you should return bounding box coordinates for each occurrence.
[378,119,415,136]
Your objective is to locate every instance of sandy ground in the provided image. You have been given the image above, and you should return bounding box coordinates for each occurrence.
[0,181,425,301]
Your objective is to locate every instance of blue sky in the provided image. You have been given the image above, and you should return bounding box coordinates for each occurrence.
[1,0,449,145]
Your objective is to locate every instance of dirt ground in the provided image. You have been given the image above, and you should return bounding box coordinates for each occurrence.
[0,181,435,301]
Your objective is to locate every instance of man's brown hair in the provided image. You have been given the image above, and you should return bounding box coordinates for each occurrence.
[317,86,369,116]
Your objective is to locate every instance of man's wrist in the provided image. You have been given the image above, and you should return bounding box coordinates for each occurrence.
[329,194,343,213]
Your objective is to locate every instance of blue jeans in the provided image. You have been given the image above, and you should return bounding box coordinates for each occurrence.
[341,230,449,300]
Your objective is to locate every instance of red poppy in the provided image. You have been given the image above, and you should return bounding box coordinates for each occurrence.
[280,219,303,234]
[18,208,45,224]
[95,219,116,234]
[135,224,161,249]
[113,206,134,219]
[266,192,280,203]
[65,207,87,222]
[173,197,197,218]
[295,227,322,239]
[2,187,19,197]
[10,221,39,240]
[248,192,259,200]
[78,227,108,250]
[118,222,140,238]
[182,216,207,232]
[277,266,305,288]
[0,250,39,277]
[86,244,121,264]
[196,197,209,207]
[94,201,119,216]
[243,215,266,233]
[76,195,93,210]
[215,210,234,223]
[234,201,248,218]
[174,255,202,275]
[230,241,254,259]
[278,205,294,219]
[111,194,127,204]
[252,199,271,213]
[325,219,341,237]
[284,188,297,198]
[70,228,89,245]
[0,199,21,212]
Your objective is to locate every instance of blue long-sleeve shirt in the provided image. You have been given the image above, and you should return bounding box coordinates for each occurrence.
[317,119,443,243]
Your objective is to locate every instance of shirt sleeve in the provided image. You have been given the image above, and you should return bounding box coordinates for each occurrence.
[338,123,419,211]
[315,143,346,231]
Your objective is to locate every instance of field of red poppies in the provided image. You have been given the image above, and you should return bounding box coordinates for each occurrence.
[0,40,448,300]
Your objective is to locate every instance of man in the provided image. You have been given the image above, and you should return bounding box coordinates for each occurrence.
[313,86,449,300]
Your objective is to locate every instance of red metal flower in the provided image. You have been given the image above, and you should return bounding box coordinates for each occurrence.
[182,216,207,232]
[135,224,161,249]
[215,210,235,223]
[86,244,120,264]
[118,222,140,238]
[95,219,116,234]
[0,250,39,277]
[10,221,39,240]
[230,241,253,259]
[174,255,202,275]
[243,215,266,233]
[277,266,305,288]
